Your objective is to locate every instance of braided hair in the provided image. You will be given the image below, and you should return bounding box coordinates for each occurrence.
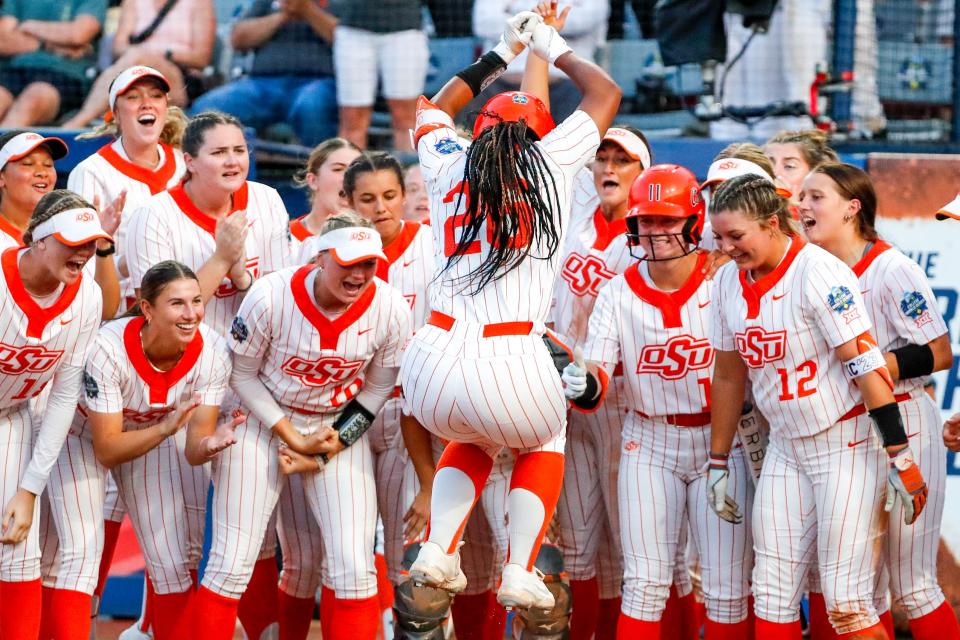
[445,120,561,294]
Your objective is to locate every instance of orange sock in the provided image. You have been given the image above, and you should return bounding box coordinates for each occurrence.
[568,578,600,640]
[238,557,279,639]
[878,610,895,639]
[597,596,621,639]
[910,601,960,640]
[46,589,92,640]
[320,585,335,640]
[139,571,156,633]
[0,579,41,639]
[506,451,565,569]
[330,594,379,640]
[705,618,752,640]
[755,617,802,640]
[93,520,122,601]
[374,553,393,613]
[661,585,683,638]
[192,586,240,640]
[483,589,506,640]
[428,443,495,553]
[152,590,193,640]
[837,622,886,639]
[616,612,660,639]
[451,591,491,640]
[39,584,55,640]
[808,592,838,640]
[278,589,315,640]
[679,591,701,640]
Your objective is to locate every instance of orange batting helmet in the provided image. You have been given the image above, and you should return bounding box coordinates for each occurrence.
[626,164,705,258]
[473,91,555,140]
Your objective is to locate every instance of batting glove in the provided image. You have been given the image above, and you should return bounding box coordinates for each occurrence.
[561,347,588,400]
[493,11,542,64]
[885,447,928,525]
[706,453,742,524]
[529,22,572,65]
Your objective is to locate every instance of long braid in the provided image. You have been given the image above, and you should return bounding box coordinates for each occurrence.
[444,121,561,294]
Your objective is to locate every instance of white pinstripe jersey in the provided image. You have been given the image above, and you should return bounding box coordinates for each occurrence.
[0,248,101,409]
[289,216,319,265]
[710,238,873,439]
[415,104,600,325]
[78,317,231,430]
[852,241,948,397]
[377,221,434,330]
[0,216,24,249]
[584,251,714,417]
[125,181,291,337]
[229,265,412,414]
[553,203,635,348]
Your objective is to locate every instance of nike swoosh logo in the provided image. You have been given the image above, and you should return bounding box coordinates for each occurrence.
[698,300,710,309]
[358,328,373,336]
[403,259,417,267]
[60,317,73,325]
[772,293,787,301]
[847,437,869,447]
[861,289,870,295]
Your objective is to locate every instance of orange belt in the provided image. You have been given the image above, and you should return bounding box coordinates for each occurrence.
[427,310,534,338]
[839,392,912,421]
[635,410,711,427]
[392,386,402,398]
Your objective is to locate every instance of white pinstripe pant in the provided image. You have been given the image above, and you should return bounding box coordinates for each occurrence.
[754,415,885,634]
[619,415,753,623]
[1,406,41,582]
[203,414,378,600]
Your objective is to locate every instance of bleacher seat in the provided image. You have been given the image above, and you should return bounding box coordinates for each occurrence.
[603,39,704,101]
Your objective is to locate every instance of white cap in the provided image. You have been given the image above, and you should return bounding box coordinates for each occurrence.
[313,227,387,266]
[935,194,960,221]
[0,132,68,172]
[701,157,793,199]
[32,208,112,247]
[108,66,171,112]
[602,128,652,169]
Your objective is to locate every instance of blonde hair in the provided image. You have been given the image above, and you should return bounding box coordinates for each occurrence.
[79,106,188,148]
[319,210,375,235]
[709,174,798,235]
[24,190,95,244]
[714,143,776,178]
[765,130,839,169]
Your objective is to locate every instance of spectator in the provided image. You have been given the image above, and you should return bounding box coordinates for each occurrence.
[62,0,215,129]
[190,0,338,147]
[0,0,106,126]
[469,0,608,124]
[607,0,655,39]
[424,0,474,37]
[332,0,428,151]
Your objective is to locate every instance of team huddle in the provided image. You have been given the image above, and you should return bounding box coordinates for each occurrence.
[0,5,956,640]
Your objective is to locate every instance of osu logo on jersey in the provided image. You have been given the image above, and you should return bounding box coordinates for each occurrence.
[123,406,174,425]
[282,355,365,387]
[636,334,714,380]
[561,253,616,297]
[734,327,787,368]
[0,342,63,375]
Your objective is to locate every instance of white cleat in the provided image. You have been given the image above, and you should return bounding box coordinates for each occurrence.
[118,621,153,640]
[497,563,555,611]
[408,541,468,593]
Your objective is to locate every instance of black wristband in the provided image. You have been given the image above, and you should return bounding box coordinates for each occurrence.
[892,343,935,380]
[333,398,376,448]
[542,333,572,375]
[572,373,602,411]
[95,243,116,257]
[455,50,508,97]
[868,402,908,447]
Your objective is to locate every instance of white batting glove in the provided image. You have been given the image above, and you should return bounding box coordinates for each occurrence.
[885,447,928,526]
[529,22,572,65]
[493,11,542,64]
[561,347,588,400]
[706,453,742,524]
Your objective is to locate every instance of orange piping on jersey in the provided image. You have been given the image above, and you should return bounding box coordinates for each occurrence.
[289,217,314,242]
[738,235,805,320]
[623,251,710,329]
[851,240,892,278]
[290,264,377,350]
[0,215,23,245]
[169,181,250,236]
[591,208,628,251]
[2,247,82,339]
[97,142,178,195]
[123,316,205,405]
[377,221,421,282]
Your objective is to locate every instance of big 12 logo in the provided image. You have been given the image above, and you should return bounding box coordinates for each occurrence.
[734,326,787,368]
[636,334,714,380]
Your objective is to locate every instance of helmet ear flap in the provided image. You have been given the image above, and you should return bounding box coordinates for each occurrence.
[625,214,641,246]
[681,215,702,246]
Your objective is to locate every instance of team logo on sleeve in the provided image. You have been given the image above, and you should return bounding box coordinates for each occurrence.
[231,316,249,343]
[636,335,714,380]
[734,327,787,368]
[434,138,463,155]
[83,370,99,399]
[899,291,933,328]
[826,285,860,324]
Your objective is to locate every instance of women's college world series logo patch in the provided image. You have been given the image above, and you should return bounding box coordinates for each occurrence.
[827,285,860,324]
[900,291,933,328]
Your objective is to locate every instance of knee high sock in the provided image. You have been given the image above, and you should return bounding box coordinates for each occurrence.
[426,443,494,554]
[568,577,600,640]
[238,557,279,640]
[505,451,565,569]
